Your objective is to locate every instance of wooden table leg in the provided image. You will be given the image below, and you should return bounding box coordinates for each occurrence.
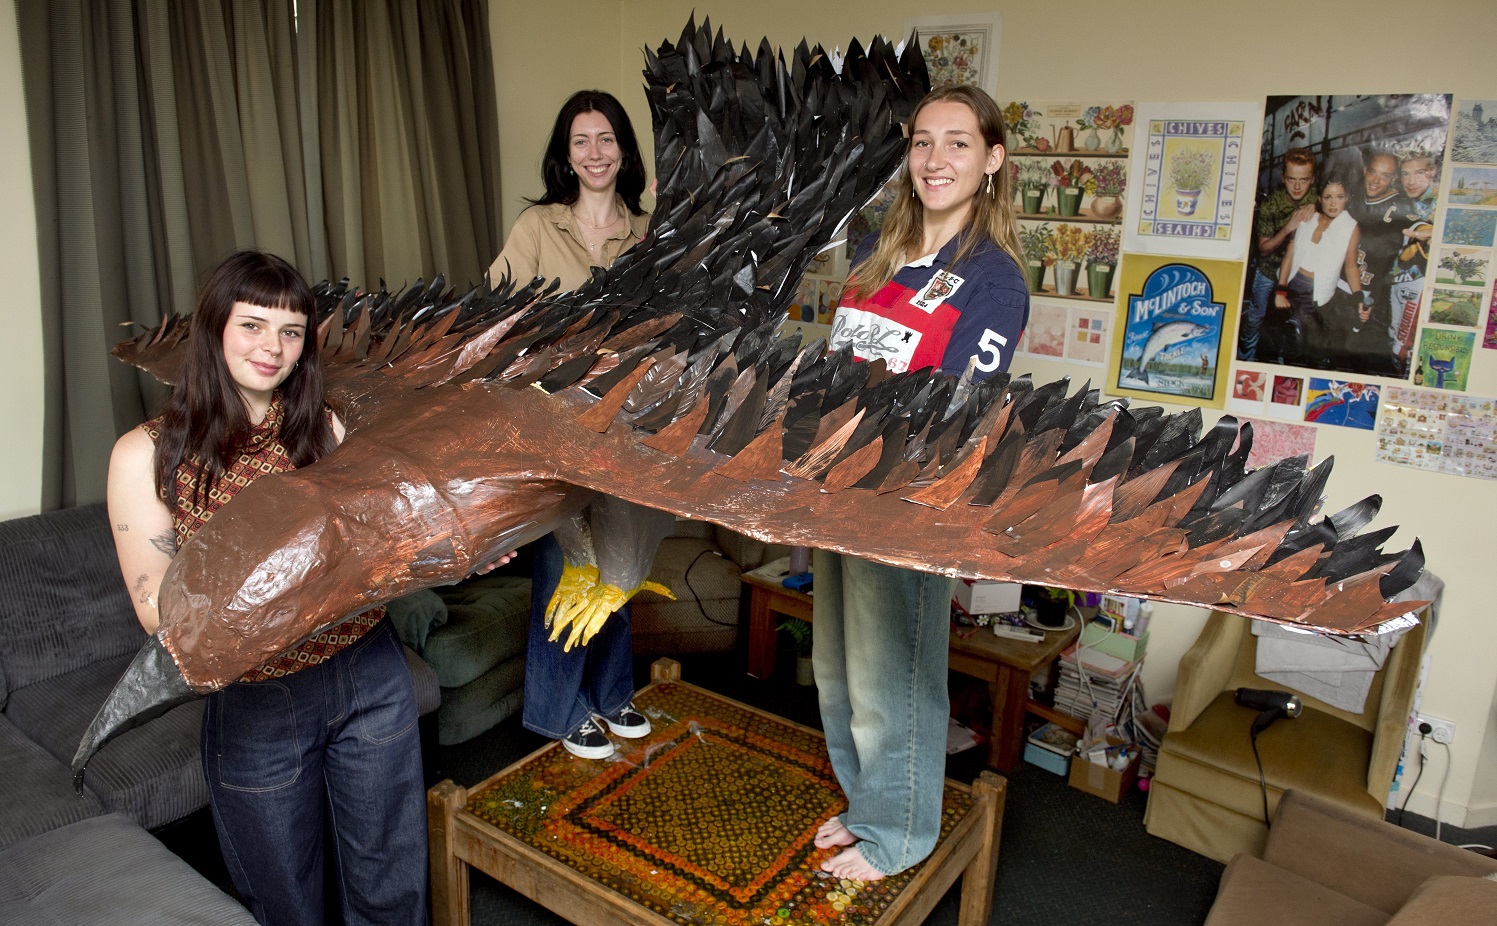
[986,665,1032,771]
[428,779,470,926]
[746,586,777,680]
[958,771,1007,926]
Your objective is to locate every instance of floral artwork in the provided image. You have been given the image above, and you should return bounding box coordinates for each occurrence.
[1442,208,1497,248]
[905,15,1001,96]
[1434,247,1490,287]
[1305,380,1381,431]
[1004,102,1045,151]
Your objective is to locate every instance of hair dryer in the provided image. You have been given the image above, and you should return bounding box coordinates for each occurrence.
[1236,687,1302,735]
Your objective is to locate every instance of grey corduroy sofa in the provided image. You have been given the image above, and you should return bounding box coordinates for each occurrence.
[0,503,439,924]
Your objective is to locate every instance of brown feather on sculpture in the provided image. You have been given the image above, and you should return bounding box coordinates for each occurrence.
[75,17,1426,785]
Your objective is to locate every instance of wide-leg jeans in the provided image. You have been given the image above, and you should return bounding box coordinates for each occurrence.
[812,550,954,876]
[201,618,428,926]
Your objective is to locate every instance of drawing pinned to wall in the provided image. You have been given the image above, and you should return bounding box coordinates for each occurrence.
[1108,254,1241,408]
[1021,303,1067,357]
[1236,417,1317,471]
[1441,208,1497,247]
[1237,94,1452,381]
[1485,286,1497,349]
[1269,374,1304,420]
[1449,165,1497,205]
[904,13,1001,96]
[1124,102,1261,259]
[1305,379,1381,431]
[1452,99,1497,164]
[1377,386,1497,479]
[1428,286,1483,327]
[1228,368,1266,416]
[1067,306,1109,365]
[1415,328,1475,390]
[1434,247,1490,287]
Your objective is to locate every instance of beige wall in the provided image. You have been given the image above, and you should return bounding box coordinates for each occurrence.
[518,0,1497,825]
[2,0,43,520]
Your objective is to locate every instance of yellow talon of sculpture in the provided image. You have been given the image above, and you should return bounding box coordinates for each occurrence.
[545,562,600,634]
[555,580,677,651]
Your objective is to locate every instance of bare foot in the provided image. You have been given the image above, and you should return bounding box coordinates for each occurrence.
[820,845,885,881]
[814,816,855,849]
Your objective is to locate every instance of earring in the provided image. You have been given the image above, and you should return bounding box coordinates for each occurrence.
[985,172,994,196]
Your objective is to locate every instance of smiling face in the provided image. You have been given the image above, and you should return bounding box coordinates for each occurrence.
[1400,157,1434,199]
[1320,181,1348,218]
[907,100,1004,227]
[568,110,622,195]
[1364,154,1397,199]
[1282,161,1315,202]
[221,302,307,413]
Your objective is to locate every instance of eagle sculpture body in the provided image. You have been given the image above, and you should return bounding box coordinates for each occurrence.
[74,19,1426,781]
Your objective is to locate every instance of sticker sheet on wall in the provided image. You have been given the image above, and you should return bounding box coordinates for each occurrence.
[1235,93,1453,382]
[1004,100,1133,305]
[1377,385,1497,479]
[1107,254,1241,408]
[1305,379,1381,431]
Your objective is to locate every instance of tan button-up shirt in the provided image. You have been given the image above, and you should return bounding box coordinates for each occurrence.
[489,200,650,292]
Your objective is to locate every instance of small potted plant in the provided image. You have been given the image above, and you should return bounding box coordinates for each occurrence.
[1017,158,1050,215]
[1004,100,1045,152]
[1093,104,1134,153]
[778,618,815,685]
[1085,227,1120,298]
[1018,223,1055,294]
[1169,149,1216,216]
[1027,586,1076,629]
[1077,106,1103,151]
[1090,161,1127,220]
[1052,224,1090,296]
[1050,159,1094,217]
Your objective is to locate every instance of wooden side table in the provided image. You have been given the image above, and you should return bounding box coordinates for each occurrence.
[742,560,813,679]
[948,621,1082,772]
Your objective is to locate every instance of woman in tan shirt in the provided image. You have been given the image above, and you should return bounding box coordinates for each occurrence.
[493,91,654,760]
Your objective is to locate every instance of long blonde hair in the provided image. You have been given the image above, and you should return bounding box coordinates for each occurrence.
[846,85,1024,301]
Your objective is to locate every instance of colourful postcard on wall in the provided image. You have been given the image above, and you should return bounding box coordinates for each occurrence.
[1022,302,1067,357]
[1485,286,1497,349]
[1005,100,1132,305]
[1236,417,1317,471]
[1377,385,1497,479]
[1428,286,1483,327]
[1066,306,1109,365]
[905,14,1002,96]
[1227,369,1266,416]
[1269,374,1304,420]
[816,279,843,326]
[1434,247,1491,288]
[1123,101,1262,259]
[1108,254,1241,408]
[1441,208,1497,248]
[1452,99,1497,164]
[1236,94,1452,383]
[1305,379,1381,430]
[1449,165,1497,205]
[1414,328,1475,390]
[789,276,818,324]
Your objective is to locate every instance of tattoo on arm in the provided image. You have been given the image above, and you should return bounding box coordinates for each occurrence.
[150,531,177,556]
[133,574,155,609]
[116,523,128,532]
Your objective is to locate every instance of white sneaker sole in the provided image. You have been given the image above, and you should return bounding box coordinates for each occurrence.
[560,736,615,760]
[599,715,652,739]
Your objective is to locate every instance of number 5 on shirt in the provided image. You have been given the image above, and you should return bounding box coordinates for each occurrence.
[975,329,1008,373]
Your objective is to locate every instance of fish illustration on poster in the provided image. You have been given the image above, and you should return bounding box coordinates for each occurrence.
[1108,254,1241,408]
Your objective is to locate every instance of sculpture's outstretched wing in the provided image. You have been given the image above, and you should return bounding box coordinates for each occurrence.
[78,20,1424,781]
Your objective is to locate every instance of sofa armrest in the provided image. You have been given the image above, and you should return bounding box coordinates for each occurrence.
[1383,875,1497,926]
[1169,611,1245,732]
[1264,789,1497,915]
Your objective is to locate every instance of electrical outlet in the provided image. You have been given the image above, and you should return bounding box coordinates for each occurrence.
[1417,714,1455,745]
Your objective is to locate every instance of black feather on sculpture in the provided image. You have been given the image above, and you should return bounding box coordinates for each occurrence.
[78,18,1425,782]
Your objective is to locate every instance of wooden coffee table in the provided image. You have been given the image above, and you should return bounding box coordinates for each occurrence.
[948,621,1082,772]
[429,659,1007,926]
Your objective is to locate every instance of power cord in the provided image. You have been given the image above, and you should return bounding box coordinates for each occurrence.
[683,548,738,628]
[1397,723,1431,827]
[1250,724,1271,825]
[1435,740,1452,843]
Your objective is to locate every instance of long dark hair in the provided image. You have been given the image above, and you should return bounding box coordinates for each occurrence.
[847,85,1023,301]
[528,90,647,215]
[153,251,335,505]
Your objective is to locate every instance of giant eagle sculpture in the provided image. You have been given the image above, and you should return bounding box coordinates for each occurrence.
[74,19,1426,782]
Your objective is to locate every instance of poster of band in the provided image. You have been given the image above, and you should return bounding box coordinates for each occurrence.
[1236,94,1453,380]
[1108,253,1242,408]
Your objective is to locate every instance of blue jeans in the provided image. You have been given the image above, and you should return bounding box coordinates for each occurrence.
[1238,268,1275,361]
[522,533,635,738]
[201,618,427,926]
[812,551,954,876]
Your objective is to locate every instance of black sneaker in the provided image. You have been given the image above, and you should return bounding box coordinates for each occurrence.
[597,702,651,739]
[560,719,615,759]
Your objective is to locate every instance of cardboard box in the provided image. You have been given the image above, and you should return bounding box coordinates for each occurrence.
[953,579,1022,616]
[1024,723,1076,776]
[1080,623,1149,662]
[1068,742,1140,803]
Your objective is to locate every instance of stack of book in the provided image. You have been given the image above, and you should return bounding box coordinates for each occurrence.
[1054,642,1143,725]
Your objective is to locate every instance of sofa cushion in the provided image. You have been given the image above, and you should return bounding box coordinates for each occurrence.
[6,656,207,831]
[0,813,257,925]
[1204,853,1388,926]
[631,535,742,655]
[0,505,144,692]
[437,653,527,745]
[424,575,530,689]
[1385,875,1497,925]
[386,589,449,654]
[0,717,103,851]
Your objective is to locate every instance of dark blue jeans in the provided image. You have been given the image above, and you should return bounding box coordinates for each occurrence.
[522,533,635,739]
[201,619,427,926]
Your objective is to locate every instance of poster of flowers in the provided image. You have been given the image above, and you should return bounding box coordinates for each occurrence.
[1122,101,1262,259]
[904,14,1001,97]
[1004,100,1134,304]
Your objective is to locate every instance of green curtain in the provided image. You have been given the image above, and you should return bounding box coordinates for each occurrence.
[18,0,502,508]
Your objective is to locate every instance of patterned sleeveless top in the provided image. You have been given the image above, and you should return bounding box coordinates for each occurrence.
[144,396,382,683]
